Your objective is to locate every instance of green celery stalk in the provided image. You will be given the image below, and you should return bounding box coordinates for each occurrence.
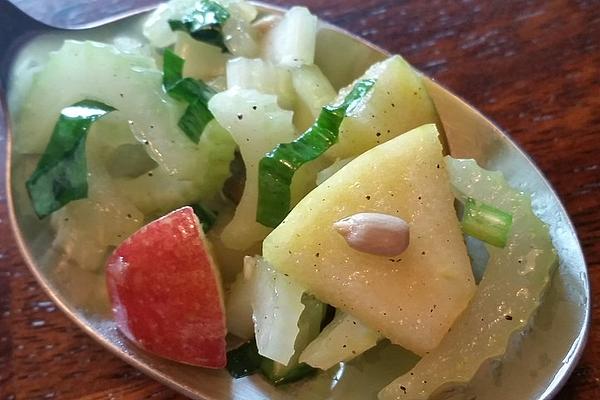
[461,197,513,248]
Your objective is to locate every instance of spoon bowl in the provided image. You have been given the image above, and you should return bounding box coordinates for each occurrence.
[1,2,590,399]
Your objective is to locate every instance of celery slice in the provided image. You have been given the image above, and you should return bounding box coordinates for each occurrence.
[462,197,513,248]
[379,157,557,400]
[251,257,306,366]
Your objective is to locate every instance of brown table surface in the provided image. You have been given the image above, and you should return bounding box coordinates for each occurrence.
[1,0,599,398]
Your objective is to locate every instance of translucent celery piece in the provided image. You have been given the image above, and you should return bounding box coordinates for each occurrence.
[174,32,228,81]
[208,88,295,250]
[261,294,326,385]
[292,64,337,131]
[265,6,318,67]
[49,120,144,272]
[299,311,381,370]
[226,57,295,109]
[113,120,235,216]
[379,158,557,400]
[225,256,257,340]
[13,40,212,181]
[250,257,306,366]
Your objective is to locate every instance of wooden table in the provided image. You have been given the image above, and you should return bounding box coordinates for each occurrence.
[1,0,599,398]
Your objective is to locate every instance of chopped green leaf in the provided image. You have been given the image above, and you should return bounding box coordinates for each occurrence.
[461,197,513,248]
[178,99,214,143]
[226,340,263,379]
[162,48,185,91]
[162,49,216,143]
[26,100,115,219]
[191,203,217,232]
[163,50,215,103]
[256,79,376,228]
[168,0,230,52]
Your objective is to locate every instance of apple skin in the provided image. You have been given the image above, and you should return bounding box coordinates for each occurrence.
[106,206,227,368]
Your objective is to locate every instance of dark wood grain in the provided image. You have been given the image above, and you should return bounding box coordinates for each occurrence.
[1,0,599,398]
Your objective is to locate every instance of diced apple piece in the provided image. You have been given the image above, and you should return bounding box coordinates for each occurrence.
[263,124,476,356]
[106,207,227,368]
[326,55,443,160]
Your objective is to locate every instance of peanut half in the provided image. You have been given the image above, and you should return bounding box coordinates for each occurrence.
[333,212,410,256]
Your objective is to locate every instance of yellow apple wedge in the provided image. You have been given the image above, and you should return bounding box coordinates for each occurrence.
[263,124,476,356]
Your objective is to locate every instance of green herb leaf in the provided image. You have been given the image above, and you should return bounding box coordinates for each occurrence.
[461,197,513,248]
[256,79,376,228]
[163,49,216,143]
[168,0,230,52]
[191,203,218,232]
[226,340,263,379]
[26,100,116,218]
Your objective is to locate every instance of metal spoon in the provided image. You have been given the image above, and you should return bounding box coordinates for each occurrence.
[0,1,590,399]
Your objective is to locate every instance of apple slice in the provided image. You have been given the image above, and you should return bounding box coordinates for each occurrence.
[106,206,227,368]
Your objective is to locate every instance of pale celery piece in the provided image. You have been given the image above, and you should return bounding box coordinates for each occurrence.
[114,120,235,216]
[49,119,144,272]
[208,88,296,250]
[326,55,442,160]
[379,158,557,400]
[292,64,337,131]
[14,40,212,181]
[250,257,306,366]
[226,57,295,109]
[221,0,260,57]
[299,311,381,370]
[174,33,229,81]
[261,293,326,384]
[265,6,318,67]
[225,256,257,340]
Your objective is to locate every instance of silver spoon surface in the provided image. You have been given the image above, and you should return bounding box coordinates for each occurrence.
[0,2,590,399]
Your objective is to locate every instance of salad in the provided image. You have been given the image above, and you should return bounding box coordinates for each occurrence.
[10,0,557,398]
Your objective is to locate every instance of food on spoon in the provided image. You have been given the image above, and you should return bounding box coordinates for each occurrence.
[10,0,560,396]
[263,124,477,356]
[299,311,382,370]
[105,206,227,368]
